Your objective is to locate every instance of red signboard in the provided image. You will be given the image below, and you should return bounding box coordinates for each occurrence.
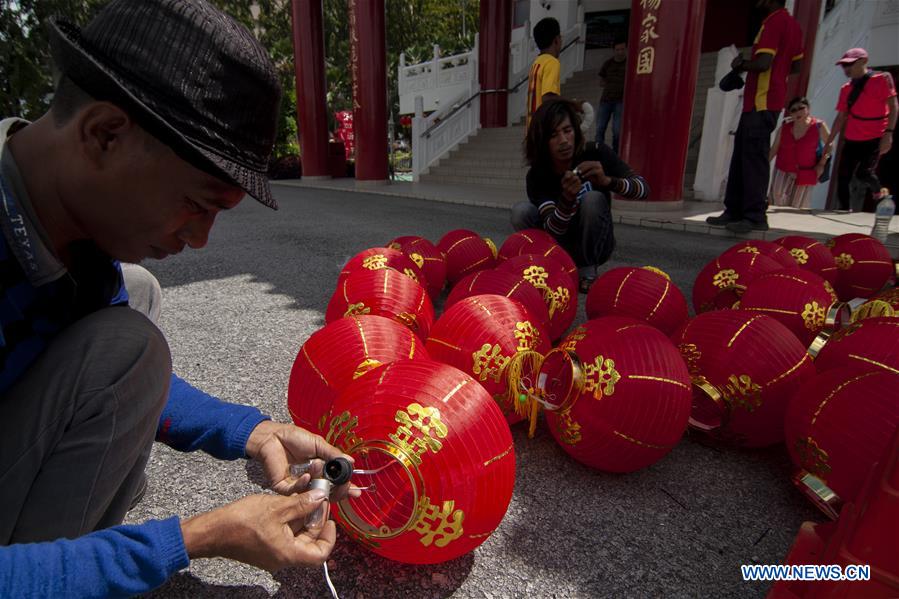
[334,110,355,160]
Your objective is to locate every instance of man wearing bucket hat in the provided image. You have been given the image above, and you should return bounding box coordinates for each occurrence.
[825,48,897,212]
[0,0,354,595]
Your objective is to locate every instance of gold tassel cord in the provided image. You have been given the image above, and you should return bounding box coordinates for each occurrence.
[503,350,545,438]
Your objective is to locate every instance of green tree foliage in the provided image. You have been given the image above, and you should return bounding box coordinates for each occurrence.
[3,0,479,159]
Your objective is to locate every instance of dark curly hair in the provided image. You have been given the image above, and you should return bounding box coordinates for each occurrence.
[523,98,584,169]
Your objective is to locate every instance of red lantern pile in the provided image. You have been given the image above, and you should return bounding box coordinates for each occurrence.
[784,367,899,518]
[500,253,577,340]
[325,359,515,564]
[287,315,429,434]
[326,268,435,339]
[739,269,846,347]
[828,233,894,300]
[773,235,839,285]
[426,295,550,429]
[672,311,815,447]
[387,235,447,299]
[585,266,689,336]
[337,247,427,289]
[813,317,899,375]
[536,316,692,472]
[437,229,497,285]
[721,239,798,268]
[692,250,783,313]
[445,269,551,333]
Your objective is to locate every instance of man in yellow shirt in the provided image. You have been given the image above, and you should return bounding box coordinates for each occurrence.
[526,18,562,129]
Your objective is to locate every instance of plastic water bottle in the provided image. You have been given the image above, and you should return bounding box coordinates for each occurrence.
[871,191,894,244]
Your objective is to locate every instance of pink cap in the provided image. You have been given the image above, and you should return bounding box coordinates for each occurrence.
[835,48,868,65]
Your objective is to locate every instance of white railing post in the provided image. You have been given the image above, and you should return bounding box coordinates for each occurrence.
[412,95,425,181]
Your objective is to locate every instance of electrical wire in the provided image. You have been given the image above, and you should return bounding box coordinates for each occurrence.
[323,561,340,599]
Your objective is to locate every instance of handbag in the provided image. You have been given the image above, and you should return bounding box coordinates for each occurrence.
[815,122,832,183]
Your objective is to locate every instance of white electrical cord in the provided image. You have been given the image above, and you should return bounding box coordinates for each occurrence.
[323,562,340,599]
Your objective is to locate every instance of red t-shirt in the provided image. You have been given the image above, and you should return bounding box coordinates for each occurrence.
[837,71,897,141]
[743,8,804,113]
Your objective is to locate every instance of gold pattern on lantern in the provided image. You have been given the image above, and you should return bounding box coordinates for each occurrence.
[362,255,387,270]
[795,436,831,478]
[514,321,541,352]
[473,344,510,383]
[403,268,419,282]
[409,252,424,268]
[713,269,739,289]
[413,496,464,547]
[389,403,447,466]
[559,326,587,352]
[641,265,670,280]
[835,253,854,270]
[737,246,760,255]
[522,265,549,288]
[326,411,362,451]
[801,302,826,331]
[584,355,621,399]
[552,287,571,314]
[353,358,382,379]
[344,302,371,317]
[790,248,809,265]
[823,281,838,302]
[678,343,702,376]
[721,374,762,411]
[555,410,582,444]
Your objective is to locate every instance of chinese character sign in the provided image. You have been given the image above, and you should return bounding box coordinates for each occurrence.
[636,0,662,75]
[335,111,355,160]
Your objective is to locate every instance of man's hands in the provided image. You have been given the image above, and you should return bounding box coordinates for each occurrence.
[245,420,354,498]
[574,161,612,188]
[560,170,582,205]
[181,491,336,572]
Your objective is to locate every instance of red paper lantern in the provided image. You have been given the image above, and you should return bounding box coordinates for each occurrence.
[852,287,899,322]
[497,228,557,261]
[503,234,579,289]
[325,359,515,564]
[326,268,435,339]
[387,235,447,299]
[585,266,689,336]
[287,315,429,434]
[337,247,427,290]
[692,251,783,313]
[773,235,839,285]
[437,229,497,285]
[426,295,551,428]
[828,233,894,300]
[444,269,551,334]
[721,239,798,269]
[536,316,692,472]
[672,310,815,447]
[499,253,577,341]
[785,368,899,518]
[813,317,899,375]
[739,269,847,347]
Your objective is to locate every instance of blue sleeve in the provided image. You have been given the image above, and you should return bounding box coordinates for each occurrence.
[157,373,270,460]
[109,261,129,306]
[0,517,188,598]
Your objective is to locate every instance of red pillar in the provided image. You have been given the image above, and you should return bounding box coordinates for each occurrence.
[291,0,329,178]
[479,0,511,128]
[619,0,707,202]
[349,0,388,182]
[786,0,822,100]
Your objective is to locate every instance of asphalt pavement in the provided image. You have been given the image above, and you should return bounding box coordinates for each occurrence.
[130,186,822,599]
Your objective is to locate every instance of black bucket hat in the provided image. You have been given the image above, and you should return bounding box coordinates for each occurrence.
[48,0,282,209]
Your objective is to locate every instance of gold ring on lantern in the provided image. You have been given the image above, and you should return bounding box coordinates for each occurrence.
[534,348,586,414]
[503,350,546,438]
[807,330,830,359]
[336,439,426,540]
[824,302,850,330]
[688,377,729,433]
[793,470,842,520]
[851,299,895,323]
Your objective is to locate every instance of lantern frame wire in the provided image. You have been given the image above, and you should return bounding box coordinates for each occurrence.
[534,348,586,414]
[794,471,842,520]
[807,303,852,358]
[689,379,729,432]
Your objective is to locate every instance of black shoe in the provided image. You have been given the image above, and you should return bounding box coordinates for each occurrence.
[725,219,769,234]
[706,212,735,226]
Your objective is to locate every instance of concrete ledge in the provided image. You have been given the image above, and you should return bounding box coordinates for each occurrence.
[613,199,684,213]
[355,179,390,187]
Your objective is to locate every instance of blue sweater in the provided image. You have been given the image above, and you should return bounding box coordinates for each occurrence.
[0,120,270,596]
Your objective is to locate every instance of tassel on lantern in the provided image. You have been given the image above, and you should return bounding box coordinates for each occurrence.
[535,316,692,472]
[585,266,689,336]
[387,235,447,299]
[425,294,551,432]
[326,268,435,339]
[437,229,497,285]
[828,233,894,301]
[326,359,515,565]
[672,310,816,447]
[337,247,428,290]
[287,315,429,434]
[773,235,839,285]
[784,367,899,518]
[692,251,783,313]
